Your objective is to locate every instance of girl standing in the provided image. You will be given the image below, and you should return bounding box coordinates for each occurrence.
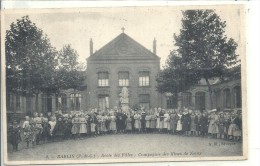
[208,110,219,138]
[23,116,33,147]
[125,115,133,133]
[109,112,117,134]
[79,114,87,138]
[163,110,170,133]
[145,112,151,133]
[190,111,198,136]
[218,112,225,139]
[181,109,191,136]
[134,112,141,133]
[170,111,177,134]
[48,117,56,141]
[63,115,72,140]
[150,111,157,132]
[176,110,183,134]
[71,114,80,139]
[9,120,21,151]
[199,112,208,137]
[90,113,98,136]
[41,117,51,143]
[53,117,64,141]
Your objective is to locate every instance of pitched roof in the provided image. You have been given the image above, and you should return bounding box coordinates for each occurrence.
[88,33,160,61]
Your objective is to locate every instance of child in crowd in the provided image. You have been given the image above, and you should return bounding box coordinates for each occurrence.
[71,114,80,139]
[53,117,64,141]
[199,112,208,137]
[79,113,87,138]
[182,109,191,136]
[9,120,21,151]
[134,112,141,133]
[208,110,219,138]
[109,112,117,134]
[42,117,51,143]
[145,112,151,133]
[125,114,133,133]
[49,116,56,140]
[218,112,226,139]
[163,110,170,133]
[176,110,183,134]
[190,111,198,136]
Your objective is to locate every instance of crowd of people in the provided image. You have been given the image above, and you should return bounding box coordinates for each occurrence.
[7,107,243,152]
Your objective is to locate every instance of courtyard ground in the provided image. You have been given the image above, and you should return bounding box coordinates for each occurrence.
[7,133,243,161]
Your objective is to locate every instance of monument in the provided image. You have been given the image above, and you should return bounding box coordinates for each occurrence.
[120,87,129,114]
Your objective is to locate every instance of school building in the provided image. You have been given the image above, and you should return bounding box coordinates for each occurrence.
[6,31,242,118]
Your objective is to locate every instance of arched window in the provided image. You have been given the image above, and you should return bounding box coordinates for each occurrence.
[195,92,205,110]
[70,93,82,111]
[233,86,242,108]
[223,88,231,108]
[182,92,192,108]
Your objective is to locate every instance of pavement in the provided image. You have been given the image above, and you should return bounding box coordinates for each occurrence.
[7,133,243,161]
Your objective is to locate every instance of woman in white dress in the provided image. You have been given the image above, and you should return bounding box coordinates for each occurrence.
[48,117,56,138]
[134,112,141,132]
[163,111,170,133]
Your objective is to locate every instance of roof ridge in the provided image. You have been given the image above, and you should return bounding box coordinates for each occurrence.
[87,33,160,60]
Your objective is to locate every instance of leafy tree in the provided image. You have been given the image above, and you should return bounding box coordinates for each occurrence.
[57,44,86,92]
[157,10,239,109]
[6,15,58,111]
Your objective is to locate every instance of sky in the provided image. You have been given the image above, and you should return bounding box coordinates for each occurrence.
[3,6,243,69]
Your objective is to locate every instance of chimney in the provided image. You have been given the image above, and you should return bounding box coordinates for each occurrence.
[153,38,157,55]
[90,38,93,56]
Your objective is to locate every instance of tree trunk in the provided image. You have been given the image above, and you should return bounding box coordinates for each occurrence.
[205,78,213,109]
[35,93,39,112]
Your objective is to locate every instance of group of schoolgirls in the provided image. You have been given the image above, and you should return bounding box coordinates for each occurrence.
[7,107,242,152]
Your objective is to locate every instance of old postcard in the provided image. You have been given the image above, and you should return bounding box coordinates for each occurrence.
[1,4,247,165]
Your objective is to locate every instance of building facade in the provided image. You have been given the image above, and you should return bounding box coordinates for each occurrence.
[85,32,161,111]
[6,32,242,119]
[173,79,242,111]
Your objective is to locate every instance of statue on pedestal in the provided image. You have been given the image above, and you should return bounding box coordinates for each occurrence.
[120,87,129,114]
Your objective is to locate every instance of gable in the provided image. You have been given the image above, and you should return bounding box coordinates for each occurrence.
[88,33,160,61]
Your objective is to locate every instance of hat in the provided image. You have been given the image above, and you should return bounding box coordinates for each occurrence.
[208,109,217,113]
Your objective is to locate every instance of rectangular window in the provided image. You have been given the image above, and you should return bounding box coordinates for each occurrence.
[57,94,67,111]
[42,94,47,112]
[16,95,21,110]
[70,93,81,110]
[98,95,109,111]
[118,71,129,87]
[26,96,32,112]
[182,92,192,108]
[195,92,206,110]
[139,94,150,109]
[98,72,109,87]
[139,71,150,86]
[167,96,178,109]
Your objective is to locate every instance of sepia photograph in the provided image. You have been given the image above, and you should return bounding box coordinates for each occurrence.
[1,4,247,165]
